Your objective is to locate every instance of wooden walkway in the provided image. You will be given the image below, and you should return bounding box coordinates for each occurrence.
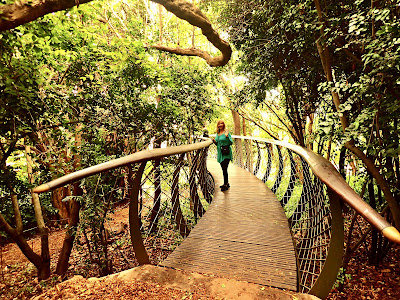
[161,160,297,290]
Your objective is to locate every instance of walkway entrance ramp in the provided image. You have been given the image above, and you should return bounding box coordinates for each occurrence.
[161,160,297,291]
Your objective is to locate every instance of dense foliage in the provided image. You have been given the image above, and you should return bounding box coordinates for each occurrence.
[219,0,325,146]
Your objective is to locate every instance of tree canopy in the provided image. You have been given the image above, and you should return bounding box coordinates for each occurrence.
[0,0,232,66]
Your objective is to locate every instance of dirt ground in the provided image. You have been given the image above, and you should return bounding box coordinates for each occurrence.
[326,244,400,300]
[1,205,400,299]
[30,265,319,300]
[1,205,131,266]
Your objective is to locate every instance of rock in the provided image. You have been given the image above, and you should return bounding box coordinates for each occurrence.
[115,222,128,235]
[69,275,84,282]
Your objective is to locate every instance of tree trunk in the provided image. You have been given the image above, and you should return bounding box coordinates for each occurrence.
[326,135,332,161]
[0,192,50,280]
[338,147,346,179]
[307,114,314,150]
[157,4,166,64]
[26,144,51,280]
[286,83,305,147]
[56,124,83,275]
[0,217,50,279]
[231,110,243,166]
[11,194,23,234]
[345,141,400,228]
[368,176,378,264]
[56,183,82,275]
[51,187,70,220]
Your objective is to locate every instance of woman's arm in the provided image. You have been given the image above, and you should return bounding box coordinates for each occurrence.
[227,132,233,145]
[224,128,229,137]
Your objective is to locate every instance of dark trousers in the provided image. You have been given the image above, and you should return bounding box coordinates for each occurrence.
[220,159,230,185]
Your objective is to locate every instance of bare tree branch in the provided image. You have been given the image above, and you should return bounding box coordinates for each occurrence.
[150,0,231,66]
[151,44,227,66]
[236,108,280,140]
[263,101,298,141]
[0,212,15,235]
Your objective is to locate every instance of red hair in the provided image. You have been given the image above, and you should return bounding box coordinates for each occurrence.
[216,120,225,134]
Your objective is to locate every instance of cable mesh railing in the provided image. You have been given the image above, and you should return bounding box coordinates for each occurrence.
[133,151,213,264]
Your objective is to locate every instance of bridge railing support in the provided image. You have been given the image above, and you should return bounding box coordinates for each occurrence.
[33,139,215,267]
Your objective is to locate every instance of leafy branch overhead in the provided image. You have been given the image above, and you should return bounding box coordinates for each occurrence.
[0,0,232,67]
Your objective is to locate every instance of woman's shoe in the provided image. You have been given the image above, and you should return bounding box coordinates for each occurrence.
[220,184,230,191]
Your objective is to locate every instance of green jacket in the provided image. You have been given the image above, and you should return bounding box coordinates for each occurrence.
[216,133,233,163]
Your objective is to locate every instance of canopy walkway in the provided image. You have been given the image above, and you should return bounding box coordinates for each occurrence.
[161,160,297,290]
[33,135,400,299]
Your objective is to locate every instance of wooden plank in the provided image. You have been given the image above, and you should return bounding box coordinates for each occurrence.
[160,160,298,291]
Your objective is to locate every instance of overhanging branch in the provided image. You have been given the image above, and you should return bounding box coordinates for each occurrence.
[235,108,280,140]
[0,0,93,31]
[150,0,231,66]
[151,45,227,66]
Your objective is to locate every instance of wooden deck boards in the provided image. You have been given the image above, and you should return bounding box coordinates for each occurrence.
[160,159,298,291]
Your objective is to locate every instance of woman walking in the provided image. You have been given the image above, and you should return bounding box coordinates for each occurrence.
[212,120,233,191]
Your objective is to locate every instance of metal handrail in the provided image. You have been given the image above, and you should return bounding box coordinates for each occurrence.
[33,139,213,193]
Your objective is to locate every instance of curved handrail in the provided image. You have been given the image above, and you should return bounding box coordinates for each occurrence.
[33,139,213,193]
[228,135,400,244]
